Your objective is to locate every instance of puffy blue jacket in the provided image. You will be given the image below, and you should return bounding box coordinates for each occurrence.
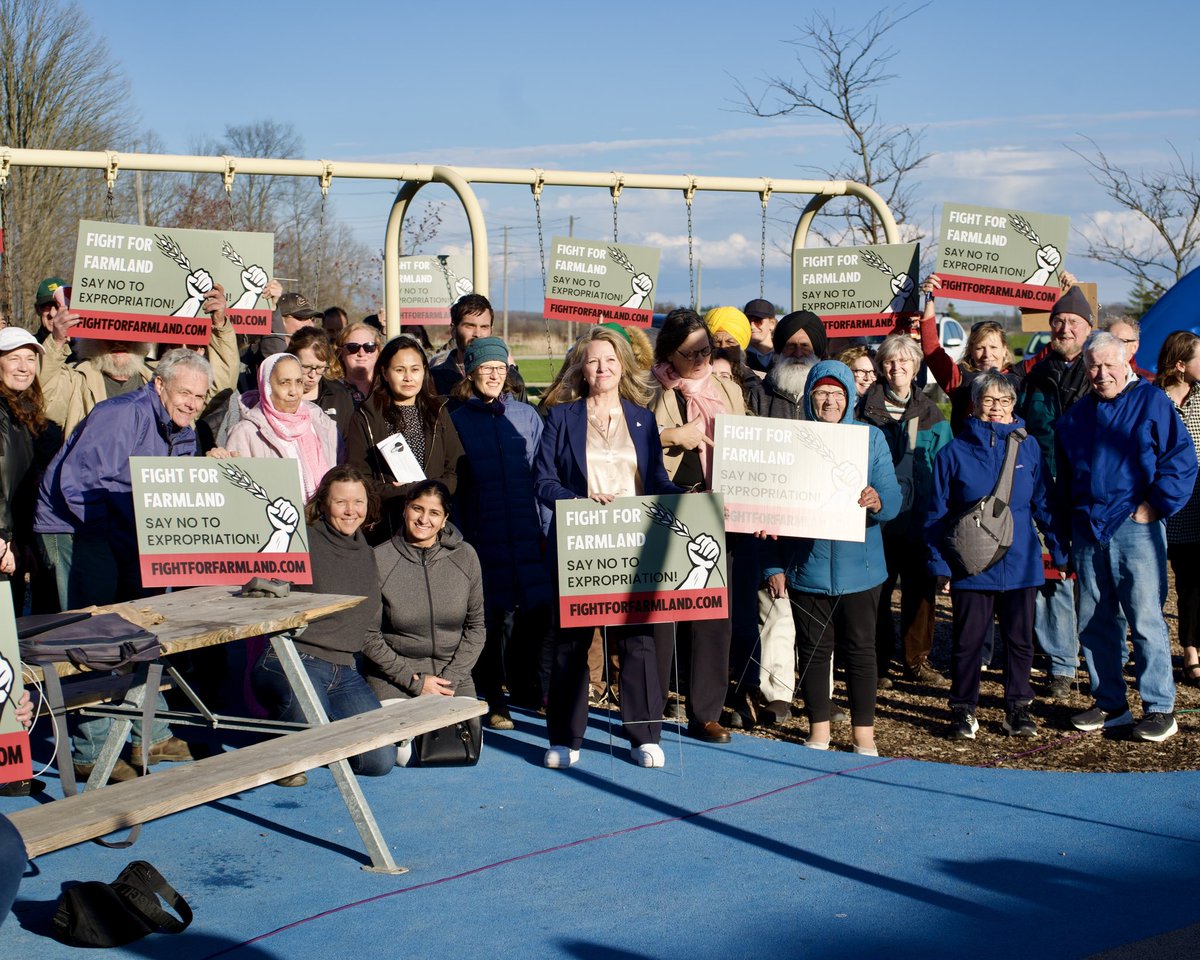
[1056,377,1198,544]
[34,383,198,556]
[451,393,552,611]
[924,415,1068,590]
[764,360,901,596]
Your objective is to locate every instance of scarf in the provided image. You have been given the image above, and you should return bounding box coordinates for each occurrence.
[652,361,726,482]
[257,352,328,499]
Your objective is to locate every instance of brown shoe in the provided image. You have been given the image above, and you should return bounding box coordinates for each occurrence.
[274,772,308,787]
[143,736,194,765]
[904,662,944,684]
[486,707,515,731]
[688,720,731,744]
[0,778,46,797]
[74,758,139,784]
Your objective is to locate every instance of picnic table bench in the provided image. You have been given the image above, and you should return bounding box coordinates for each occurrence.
[16,586,486,873]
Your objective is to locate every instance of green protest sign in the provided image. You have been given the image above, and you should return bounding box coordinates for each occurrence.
[544,237,660,327]
[72,219,275,342]
[555,493,727,627]
[395,254,474,325]
[793,242,920,335]
[712,414,869,541]
[130,456,311,588]
[935,203,1069,309]
[0,583,32,783]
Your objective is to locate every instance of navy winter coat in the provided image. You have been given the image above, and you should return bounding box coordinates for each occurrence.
[451,393,552,611]
[924,415,1067,590]
[1056,377,1198,545]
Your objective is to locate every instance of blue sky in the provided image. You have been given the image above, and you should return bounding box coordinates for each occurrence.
[77,0,1200,314]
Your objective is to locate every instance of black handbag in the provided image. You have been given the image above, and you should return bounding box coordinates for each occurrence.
[414,715,482,766]
[52,860,193,947]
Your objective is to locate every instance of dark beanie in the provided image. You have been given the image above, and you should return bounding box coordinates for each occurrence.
[773,310,827,358]
[1050,286,1092,325]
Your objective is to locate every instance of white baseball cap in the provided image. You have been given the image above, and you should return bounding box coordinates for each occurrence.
[0,327,45,355]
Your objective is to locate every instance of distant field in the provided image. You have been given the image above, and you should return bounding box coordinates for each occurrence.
[513,355,562,385]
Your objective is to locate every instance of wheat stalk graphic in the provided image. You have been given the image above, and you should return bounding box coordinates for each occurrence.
[221,463,270,503]
[221,241,246,269]
[608,246,637,276]
[155,234,191,272]
[645,501,691,539]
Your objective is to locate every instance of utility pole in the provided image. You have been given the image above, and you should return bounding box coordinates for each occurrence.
[135,171,146,226]
[502,225,509,342]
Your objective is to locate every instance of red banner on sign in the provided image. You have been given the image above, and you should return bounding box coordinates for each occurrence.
[0,730,32,783]
[937,273,1060,310]
[559,587,727,628]
[398,307,452,325]
[544,299,652,327]
[227,309,271,336]
[821,313,918,336]
[140,552,313,587]
[73,311,211,346]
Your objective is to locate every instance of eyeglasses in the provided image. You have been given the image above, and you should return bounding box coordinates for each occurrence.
[343,342,379,355]
[676,346,712,361]
[475,364,508,379]
[979,396,1015,408]
[1048,316,1090,329]
[852,369,876,380]
[300,364,328,376]
[811,389,846,402]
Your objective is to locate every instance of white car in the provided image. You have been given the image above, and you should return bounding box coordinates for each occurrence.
[938,315,967,365]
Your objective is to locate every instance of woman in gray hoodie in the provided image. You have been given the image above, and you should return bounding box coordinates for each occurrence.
[365,480,485,702]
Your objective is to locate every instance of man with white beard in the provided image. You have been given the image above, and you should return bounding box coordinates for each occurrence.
[750,310,826,419]
[37,290,237,436]
[746,310,828,725]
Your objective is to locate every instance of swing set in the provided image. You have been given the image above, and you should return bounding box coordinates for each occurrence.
[0,147,899,340]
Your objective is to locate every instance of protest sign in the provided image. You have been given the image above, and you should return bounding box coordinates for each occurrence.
[130,457,311,588]
[544,237,660,327]
[713,414,869,540]
[936,203,1070,310]
[395,254,475,325]
[793,243,920,336]
[0,583,32,784]
[555,493,727,628]
[72,220,275,342]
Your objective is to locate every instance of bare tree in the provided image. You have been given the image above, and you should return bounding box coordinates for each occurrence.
[734,5,930,248]
[0,0,134,325]
[1069,137,1200,293]
[403,200,445,254]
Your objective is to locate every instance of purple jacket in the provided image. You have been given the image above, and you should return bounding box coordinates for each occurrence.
[34,384,197,556]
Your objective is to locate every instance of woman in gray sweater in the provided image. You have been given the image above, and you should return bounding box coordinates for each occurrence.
[365,480,486,702]
[251,464,396,782]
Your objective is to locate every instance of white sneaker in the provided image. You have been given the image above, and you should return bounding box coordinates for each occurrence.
[395,740,412,767]
[543,747,580,769]
[802,739,830,751]
[631,743,665,768]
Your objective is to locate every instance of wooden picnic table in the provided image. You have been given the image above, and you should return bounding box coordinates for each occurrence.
[17,585,485,873]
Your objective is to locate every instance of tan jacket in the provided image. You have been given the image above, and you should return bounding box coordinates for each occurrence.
[37,320,239,436]
[649,374,745,480]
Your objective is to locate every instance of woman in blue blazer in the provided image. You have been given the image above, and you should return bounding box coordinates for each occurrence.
[535,325,682,769]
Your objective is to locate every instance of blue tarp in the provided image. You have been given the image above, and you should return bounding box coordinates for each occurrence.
[1135,266,1200,374]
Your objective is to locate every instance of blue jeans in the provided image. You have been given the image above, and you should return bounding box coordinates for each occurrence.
[252,648,394,777]
[1033,577,1079,678]
[1073,516,1175,715]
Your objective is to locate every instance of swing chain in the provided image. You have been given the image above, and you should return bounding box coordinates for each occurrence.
[103,152,119,222]
[684,178,697,308]
[759,179,772,299]
[222,157,237,230]
[531,170,554,366]
[610,175,623,243]
[436,254,455,304]
[315,162,332,302]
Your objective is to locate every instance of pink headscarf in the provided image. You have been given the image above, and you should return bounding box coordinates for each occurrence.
[257,352,329,498]
[652,361,727,483]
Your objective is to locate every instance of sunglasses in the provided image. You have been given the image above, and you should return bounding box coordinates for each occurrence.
[343,342,379,355]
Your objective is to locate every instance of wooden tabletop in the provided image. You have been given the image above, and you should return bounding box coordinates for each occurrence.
[25,585,365,680]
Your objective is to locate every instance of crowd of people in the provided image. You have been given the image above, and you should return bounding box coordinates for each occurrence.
[1,271,1197,807]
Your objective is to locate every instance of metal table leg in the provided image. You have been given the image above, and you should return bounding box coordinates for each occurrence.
[268,632,407,874]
